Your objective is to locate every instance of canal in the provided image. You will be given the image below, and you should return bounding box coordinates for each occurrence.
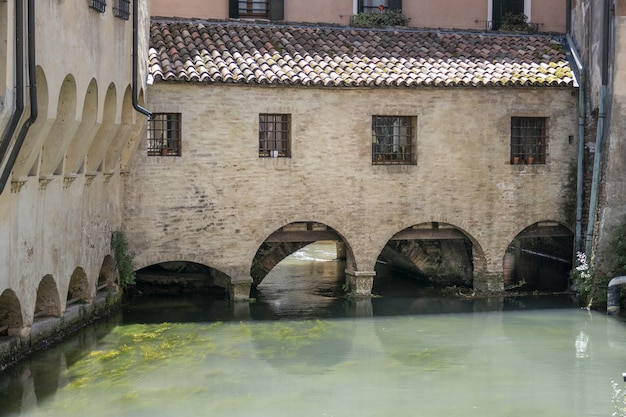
[1,242,626,416]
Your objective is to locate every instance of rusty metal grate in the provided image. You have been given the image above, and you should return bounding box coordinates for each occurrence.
[372,116,416,165]
[510,117,547,165]
[89,0,106,13]
[148,113,182,157]
[113,0,130,19]
[259,114,291,158]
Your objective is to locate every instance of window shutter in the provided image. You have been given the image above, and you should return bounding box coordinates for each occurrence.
[229,0,239,18]
[269,0,284,20]
[388,0,402,12]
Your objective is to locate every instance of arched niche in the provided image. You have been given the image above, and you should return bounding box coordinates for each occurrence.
[35,275,62,318]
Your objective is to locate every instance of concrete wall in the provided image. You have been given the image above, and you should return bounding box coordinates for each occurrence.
[0,0,149,339]
[149,0,566,33]
[125,82,578,295]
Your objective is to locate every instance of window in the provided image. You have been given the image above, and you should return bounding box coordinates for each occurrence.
[229,0,284,20]
[357,0,402,13]
[113,0,130,19]
[259,114,290,158]
[89,0,106,13]
[372,116,415,165]
[148,113,181,156]
[491,0,525,30]
[510,117,547,165]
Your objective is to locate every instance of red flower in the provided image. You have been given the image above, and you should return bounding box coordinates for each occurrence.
[378,4,385,11]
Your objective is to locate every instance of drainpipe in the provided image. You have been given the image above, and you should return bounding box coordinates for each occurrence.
[0,0,36,195]
[584,0,611,257]
[0,0,26,181]
[132,0,151,119]
[565,0,586,255]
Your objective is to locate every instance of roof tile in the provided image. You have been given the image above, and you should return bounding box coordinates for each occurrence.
[149,20,576,88]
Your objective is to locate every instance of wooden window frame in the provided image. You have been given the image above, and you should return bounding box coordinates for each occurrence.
[259,113,291,158]
[148,113,182,157]
[239,0,270,18]
[358,0,402,13]
[510,117,547,165]
[113,0,130,19]
[371,116,416,165]
[89,0,107,13]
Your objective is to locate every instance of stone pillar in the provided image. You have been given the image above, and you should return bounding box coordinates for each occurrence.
[344,269,375,296]
[473,271,503,292]
[229,276,252,301]
[335,242,346,260]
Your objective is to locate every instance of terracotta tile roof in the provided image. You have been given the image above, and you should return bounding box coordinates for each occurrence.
[149,20,576,88]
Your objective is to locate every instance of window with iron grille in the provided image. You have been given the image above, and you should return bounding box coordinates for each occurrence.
[259,114,290,158]
[358,0,402,13]
[89,0,106,13]
[239,0,270,18]
[510,117,547,165]
[148,113,181,156]
[372,116,416,165]
[113,0,130,19]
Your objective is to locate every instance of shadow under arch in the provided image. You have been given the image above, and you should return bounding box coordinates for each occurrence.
[97,255,118,292]
[68,267,91,305]
[134,260,230,298]
[0,289,24,335]
[250,221,355,289]
[503,221,573,292]
[35,275,62,318]
[374,222,486,293]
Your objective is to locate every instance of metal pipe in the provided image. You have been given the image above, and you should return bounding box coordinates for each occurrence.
[584,0,611,257]
[0,0,36,194]
[567,33,586,255]
[0,0,26,177]
[0,0,36,195]
[133,0,151,119]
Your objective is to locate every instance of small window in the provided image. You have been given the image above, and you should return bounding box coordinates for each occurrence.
[230,0,284,20]
[358,0,402,13]
[148,113,181,156]
[372,116,415,165]
[259,114,291,158]
[89,0,106,13]
[510,117,547,165]
[113,0,130,19]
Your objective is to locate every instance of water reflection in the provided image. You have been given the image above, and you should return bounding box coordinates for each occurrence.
[1,242,626,417]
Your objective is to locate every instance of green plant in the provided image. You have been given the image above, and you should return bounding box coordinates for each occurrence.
[571,251,594,307]
[352,10,408,27]
[613,381,626,417]
[111,231,136,288]
[500,13,536,33]
[610,220,626,277]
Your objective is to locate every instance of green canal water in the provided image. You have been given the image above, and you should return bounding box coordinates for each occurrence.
[1,242,626,416]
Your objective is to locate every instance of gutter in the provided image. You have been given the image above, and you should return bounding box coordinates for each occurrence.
[0,0,37,195]
[132,0,151,119]
[0,0,26,190]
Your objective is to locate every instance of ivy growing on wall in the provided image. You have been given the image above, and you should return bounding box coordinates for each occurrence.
[111,231,136,288]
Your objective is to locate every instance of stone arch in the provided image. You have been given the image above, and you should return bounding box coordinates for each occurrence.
[375,221,487,289]
[13,66,50,177]
[0,289,24,335]
[67,267,92,305]
[97,255,119,292]
[86,83,117,173]
[35,275,62,318]
[120,87,148,172]
[135,260,231,296]
[105,85,134,172]
[40,74,78,176]
[65,78,99,174]
[502,220,573,291]
[250,221,355,288]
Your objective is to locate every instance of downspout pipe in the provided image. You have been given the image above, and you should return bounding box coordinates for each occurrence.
[132,0,151,119]
[584,0,611,257]
[0,0,36,195]
[0,0,26,173]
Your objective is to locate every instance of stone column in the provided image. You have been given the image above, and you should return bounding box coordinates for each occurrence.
[344,269,375,296]
[335,242,346,260]
[229,276,252,301]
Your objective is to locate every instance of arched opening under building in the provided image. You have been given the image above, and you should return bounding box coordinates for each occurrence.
[35,275,62,318]
[134,262,230,298]
[372,222,474,298]
[503,221,573,292]
[0,289,23,337]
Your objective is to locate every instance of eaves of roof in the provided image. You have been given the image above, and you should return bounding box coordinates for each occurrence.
[148,19,576,88]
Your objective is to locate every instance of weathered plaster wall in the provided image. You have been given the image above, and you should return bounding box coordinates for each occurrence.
[0,0,149,337]
[148,0,565,33]
[125,83,578,293]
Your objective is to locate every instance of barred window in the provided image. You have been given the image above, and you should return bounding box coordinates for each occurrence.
[113,0,130,19]
[372,116,416,165]
[259,114,290,158]
[510,117,547,165]
[148,113,181,157]
[89,0,106,13]
[239,0,269,18]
